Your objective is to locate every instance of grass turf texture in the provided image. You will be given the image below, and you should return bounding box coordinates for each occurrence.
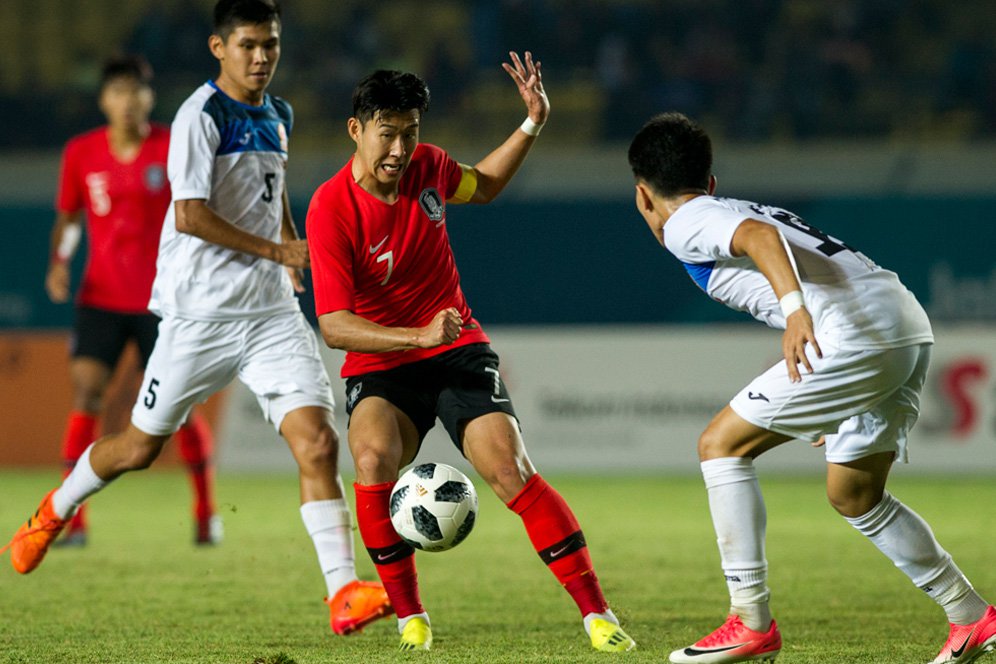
[0,469,993,663]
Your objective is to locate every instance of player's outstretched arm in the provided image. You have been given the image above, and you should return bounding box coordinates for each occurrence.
[318,308,463,353]
[45,211,82,303]
[175,199,309,269]
[457,51,550,205]
[731,219,822,383]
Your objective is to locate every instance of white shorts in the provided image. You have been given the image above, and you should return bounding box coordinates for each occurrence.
[729,343,931,463]
[131,311,335,436]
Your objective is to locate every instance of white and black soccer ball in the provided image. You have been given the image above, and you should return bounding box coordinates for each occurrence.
[389,463,478,552]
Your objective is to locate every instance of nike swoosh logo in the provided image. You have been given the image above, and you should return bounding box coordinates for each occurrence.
[369,236,389,254]
[951,630,975,658]
[376,552,399,562]
[683,644,744,656]
[491,396,510,404]
[748,392,769,402]
[548,544,570,558]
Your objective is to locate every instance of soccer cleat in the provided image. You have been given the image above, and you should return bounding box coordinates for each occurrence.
[5,489,70,574]
[326,580,394,635]
[195,514,223,545]
[399,616,432,651]
[590,618,637,652]
[931,605,996,663]
[669,615,781,663]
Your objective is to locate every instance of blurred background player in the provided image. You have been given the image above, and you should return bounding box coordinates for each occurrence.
[8,0,391,637]
[628,112,995,664]
[46,54,218,547]
[306,56,635,652]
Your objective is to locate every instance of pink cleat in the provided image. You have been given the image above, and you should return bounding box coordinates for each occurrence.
[932,605,996,663]
[670,615,781,663]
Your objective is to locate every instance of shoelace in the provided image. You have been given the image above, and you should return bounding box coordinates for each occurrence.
[0,517,65,557]
[699,616,747,646]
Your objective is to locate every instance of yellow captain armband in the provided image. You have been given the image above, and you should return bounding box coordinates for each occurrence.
[450,164,478,204]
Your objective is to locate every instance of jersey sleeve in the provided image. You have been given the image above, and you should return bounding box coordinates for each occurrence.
[425,145,466,201]
[167,103,220,201]
[55,140,83,214]
[664,199,744,263]
[306,185,356,316]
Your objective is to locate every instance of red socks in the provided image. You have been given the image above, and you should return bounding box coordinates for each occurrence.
[507,474,608,617]
[175,414,215,522]
[61,411,96,531]
[354,481,424,619]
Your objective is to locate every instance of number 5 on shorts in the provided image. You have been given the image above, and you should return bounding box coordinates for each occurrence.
[143,378,160,409]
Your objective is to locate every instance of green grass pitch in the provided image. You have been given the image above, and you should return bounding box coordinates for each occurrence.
[0,469,993,663]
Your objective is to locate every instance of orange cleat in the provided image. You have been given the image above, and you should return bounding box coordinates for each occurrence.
[325,580,394,635]
[5,489,70,574]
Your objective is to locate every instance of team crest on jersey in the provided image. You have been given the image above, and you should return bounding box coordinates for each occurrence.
[277,123,289,154]
[418,188,444,223]
[144,165,166,192]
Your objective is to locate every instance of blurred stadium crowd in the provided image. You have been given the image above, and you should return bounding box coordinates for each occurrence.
[1,0,993,150]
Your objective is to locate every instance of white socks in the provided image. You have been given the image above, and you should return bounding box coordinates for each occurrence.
[398,612,430,633]
[845,492,988,625]
[300,498,357,598]
[701,457,772,631]
[52,444,108,519]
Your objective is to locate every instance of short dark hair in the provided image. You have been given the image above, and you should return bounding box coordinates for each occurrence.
[628,112,713,197]
[213,0,281,41]
[352,70,431,124]
[100,55,153,91]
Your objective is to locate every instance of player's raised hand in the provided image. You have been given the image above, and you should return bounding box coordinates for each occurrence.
[782,308,822,383]
[45,262,71,303]
[502,51,549,125]
[275,239,310,270]
[418,308,464,348]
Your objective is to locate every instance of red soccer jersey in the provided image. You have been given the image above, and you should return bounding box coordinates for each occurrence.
[56,124,171,313]
[307,143,490,377]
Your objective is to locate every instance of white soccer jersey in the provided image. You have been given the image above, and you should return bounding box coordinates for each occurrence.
[664,196,934,351]
[149,81,298,320]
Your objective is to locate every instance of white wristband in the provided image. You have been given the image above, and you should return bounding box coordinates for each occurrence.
[55,222,82,262]
[520,117,544,136]
[779,290,805,318]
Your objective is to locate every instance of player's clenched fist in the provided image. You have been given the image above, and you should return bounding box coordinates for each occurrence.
[275,239,310,269]
[417,308,463,348]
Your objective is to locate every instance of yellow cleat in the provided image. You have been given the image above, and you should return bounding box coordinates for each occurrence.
[399,616,432,652]
[590,618,637,652]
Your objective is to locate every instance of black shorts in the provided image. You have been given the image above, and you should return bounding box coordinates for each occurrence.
[344,343,518,453]
[69,306,160,368]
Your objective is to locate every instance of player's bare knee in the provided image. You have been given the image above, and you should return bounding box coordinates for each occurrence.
[697,427,728,461]
[293,425,339,471]
[351,445,396,482]
[72,381,105,413]
[477,458,528,500]
[827,485,883,518]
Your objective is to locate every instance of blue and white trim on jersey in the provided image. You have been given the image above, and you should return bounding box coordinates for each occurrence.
[683,261,716,292]
[202,80,292,158]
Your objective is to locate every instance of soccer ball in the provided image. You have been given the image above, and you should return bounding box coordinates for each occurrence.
[389,463,478,552]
